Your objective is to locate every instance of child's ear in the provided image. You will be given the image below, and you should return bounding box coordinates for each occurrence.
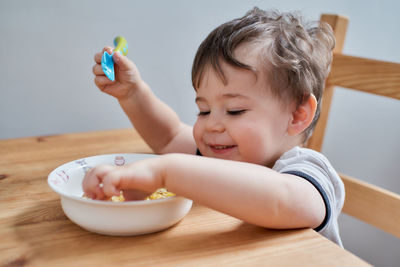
[287,94,317,136]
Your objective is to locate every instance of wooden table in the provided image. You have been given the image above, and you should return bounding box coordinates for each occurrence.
[0,129,370,266]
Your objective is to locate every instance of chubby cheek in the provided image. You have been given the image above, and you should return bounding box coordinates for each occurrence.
[192,121,203,150]
[239,117,291,166]
[235,130,264,161]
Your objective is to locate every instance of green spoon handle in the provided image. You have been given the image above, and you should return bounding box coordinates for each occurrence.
[113,36,128,56]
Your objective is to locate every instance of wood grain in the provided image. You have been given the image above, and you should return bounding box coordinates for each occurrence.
[341,174,400,238]
[0,128,369,266]
[328,54,400,99]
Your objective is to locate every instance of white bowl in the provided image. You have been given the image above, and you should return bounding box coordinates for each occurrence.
[48,153,192,236]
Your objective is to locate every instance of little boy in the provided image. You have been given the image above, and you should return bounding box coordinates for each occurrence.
[83,7,344,246]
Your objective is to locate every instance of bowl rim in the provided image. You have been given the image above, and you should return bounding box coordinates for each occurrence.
[48,153,191,206]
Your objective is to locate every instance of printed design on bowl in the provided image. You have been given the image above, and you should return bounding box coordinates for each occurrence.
[114,156,126,166]
[50,156,126,188]
[50,170,69,186]
[75,159,92,174]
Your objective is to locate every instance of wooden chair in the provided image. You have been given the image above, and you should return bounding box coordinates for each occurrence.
[306,14,400,238]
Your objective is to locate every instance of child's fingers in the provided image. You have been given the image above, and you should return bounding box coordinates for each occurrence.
[82,165,115,200]
[102,171,123,197]
[92,63,105,76]
[94,75,114,91]
[112,51,134,71]
[103,46,113,54]
[94,52,103,64]
[93,46,114,63]
[82,176,105,200]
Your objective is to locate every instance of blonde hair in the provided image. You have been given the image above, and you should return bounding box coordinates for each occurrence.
[192,7,335,141]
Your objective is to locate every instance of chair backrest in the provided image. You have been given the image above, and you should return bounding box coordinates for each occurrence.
[306,14,400,238]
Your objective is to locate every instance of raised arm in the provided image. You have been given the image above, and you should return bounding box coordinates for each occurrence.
[93,47,196,154]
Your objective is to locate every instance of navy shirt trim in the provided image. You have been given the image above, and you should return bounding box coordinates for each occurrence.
[283,170,331,232]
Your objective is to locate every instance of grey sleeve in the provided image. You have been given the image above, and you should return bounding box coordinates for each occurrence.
[272,147,344,246]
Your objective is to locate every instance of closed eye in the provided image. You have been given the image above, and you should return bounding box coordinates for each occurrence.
[227,110,246,116]
[197,111,210,116]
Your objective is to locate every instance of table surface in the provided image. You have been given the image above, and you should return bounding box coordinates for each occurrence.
[0,129,370,266]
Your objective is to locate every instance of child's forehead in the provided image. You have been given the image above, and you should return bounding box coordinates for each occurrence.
[198,62,276,99]
[200,61,260,88]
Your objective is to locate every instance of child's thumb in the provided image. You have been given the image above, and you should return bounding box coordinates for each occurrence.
[113,51,132,71]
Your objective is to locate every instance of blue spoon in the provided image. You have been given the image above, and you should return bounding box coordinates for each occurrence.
[101,36,128,81]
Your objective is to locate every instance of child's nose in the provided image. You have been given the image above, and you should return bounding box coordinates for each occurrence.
[206,114,225,133]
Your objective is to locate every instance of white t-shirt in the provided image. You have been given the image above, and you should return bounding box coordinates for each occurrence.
[272,146,345,247]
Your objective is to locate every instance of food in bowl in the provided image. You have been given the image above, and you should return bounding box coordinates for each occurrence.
[82,191,126,202]
[82,188,175,202]
[146,188,175,200]
[48,153,192,236]
[110,192,126,202]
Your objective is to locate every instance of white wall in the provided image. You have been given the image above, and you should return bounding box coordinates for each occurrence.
[1,0,399,265]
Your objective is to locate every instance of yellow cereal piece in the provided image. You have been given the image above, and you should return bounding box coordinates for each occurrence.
[109,191,125,202]
[146,188,175,200]
[82,188,174,201]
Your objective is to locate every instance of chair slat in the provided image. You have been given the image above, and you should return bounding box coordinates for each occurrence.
[341,173,400,238]
[328,54,400,100]
[306,14,349,152]
[309,14,400,241]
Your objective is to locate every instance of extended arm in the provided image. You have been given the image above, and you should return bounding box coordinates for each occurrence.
[83,153,325,229]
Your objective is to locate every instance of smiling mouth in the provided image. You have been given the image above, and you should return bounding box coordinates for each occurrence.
[209,144,236,153]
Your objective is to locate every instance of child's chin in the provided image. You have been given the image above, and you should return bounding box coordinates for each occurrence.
[210,151,241,161]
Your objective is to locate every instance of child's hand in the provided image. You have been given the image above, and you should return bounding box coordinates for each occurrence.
[82,158,164,200]
[92,47,144,100]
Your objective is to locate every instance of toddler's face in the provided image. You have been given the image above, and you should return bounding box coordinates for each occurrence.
[193,48,294,167]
